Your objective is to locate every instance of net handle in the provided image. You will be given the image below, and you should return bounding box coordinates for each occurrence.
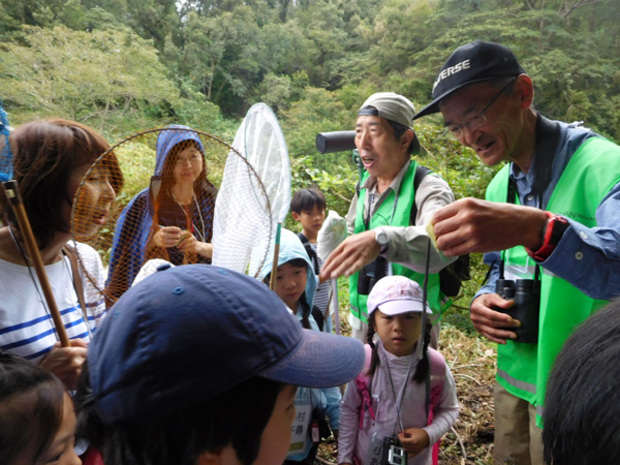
[2,181,70,347]
[269,224,282,290]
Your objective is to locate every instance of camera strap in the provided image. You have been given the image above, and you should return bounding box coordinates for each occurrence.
[502,115,560,280]
[385,354,410,435]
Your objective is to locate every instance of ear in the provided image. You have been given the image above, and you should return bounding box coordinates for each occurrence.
[196,450,223,465]
[398,129,415,160]
[400,128,414,151]
[515,74,534,109]
[291,211,301,222]
[196,446,238,465]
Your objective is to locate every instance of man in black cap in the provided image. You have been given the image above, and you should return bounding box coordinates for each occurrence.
[415,40,620,465]
[321,92,456,342]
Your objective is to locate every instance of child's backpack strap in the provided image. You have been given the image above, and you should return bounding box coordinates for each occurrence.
[428,347,446,402]
[311,305,325,332]
[354,344,375,429]
[297,232,320,275]
[427,347,447,465]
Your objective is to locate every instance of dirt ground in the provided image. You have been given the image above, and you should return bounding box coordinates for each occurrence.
[317,317,497,465]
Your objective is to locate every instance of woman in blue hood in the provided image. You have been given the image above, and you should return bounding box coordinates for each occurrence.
[106,126,217,303]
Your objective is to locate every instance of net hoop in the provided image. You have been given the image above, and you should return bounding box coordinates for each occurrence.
[71,127,273,303]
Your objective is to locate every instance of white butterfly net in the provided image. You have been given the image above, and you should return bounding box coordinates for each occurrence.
[212,103,290,279]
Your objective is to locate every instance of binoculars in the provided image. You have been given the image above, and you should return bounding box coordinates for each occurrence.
[357,257,387,296]
[495,278,541,343]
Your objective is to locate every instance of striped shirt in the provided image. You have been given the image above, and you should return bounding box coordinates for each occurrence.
[309,242,331,323]
[0,242,106,362]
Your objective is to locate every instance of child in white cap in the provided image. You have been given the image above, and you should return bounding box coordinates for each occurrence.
[338,275,458,465]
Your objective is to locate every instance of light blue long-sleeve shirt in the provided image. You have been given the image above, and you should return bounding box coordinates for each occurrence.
[476,119,620,302]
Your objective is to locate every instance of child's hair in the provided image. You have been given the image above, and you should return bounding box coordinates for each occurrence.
[290,187,326,214]
[0,351,66,465]
[365,312,432,383]
[543,299,620,465]
[76,363,286,465]
[263,258,313,329]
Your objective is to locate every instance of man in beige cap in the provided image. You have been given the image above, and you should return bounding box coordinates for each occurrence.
[321,92,456,341]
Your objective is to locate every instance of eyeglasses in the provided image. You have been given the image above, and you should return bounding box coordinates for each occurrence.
[443,79,516,140]
[175,153,202,166]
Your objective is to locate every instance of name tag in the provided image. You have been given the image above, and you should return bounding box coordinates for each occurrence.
[288,402,312,455]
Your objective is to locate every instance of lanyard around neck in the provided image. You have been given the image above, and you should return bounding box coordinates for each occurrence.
[363,186,400,230]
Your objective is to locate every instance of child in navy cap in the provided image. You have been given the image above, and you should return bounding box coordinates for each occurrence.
[75,264,365,465]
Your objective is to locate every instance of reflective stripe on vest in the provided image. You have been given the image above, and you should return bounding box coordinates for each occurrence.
[487,136,620,421]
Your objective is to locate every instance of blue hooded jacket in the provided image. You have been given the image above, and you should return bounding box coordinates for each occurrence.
[261,229,341,460]
[260,228,317,318]
[106,126,216,303]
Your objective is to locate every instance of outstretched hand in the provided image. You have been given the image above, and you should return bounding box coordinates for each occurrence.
[320,230,380,281]
[430,198,548,257]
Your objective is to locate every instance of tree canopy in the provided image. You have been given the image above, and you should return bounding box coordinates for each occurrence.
[1,0,618,198]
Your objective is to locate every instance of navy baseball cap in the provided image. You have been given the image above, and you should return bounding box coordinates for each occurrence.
[414,41,525,119]
[88,264,365,424]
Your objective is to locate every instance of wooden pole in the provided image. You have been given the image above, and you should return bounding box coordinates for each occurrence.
[2,181,70,347]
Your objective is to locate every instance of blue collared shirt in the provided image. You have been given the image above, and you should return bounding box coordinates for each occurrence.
[476,120,620,302]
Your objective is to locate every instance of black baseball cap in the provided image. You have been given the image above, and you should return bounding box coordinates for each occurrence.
[414,41,525,119]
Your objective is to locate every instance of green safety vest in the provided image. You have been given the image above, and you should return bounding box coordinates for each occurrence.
[486,136,620,425]
[349,161,449,323]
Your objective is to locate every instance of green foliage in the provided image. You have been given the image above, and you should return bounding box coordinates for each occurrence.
[370,0,434,75]
[114,140,157,203]
[291,0,349,87]
[257,22,317,78]
[288,154,358,222]
[0,26,180,131]
[1,0,619,332]
[281,86,354,160]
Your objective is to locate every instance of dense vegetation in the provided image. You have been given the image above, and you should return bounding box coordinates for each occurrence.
[1,2,617,461]
[1,0,619,293]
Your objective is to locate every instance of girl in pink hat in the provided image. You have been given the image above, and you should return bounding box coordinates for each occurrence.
[338,275,459,465]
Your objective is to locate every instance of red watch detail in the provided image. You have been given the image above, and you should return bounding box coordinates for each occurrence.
[526,212,569,261]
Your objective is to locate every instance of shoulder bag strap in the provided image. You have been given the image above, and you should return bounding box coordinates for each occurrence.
[62,245,89,323]
[409,164,432,225]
